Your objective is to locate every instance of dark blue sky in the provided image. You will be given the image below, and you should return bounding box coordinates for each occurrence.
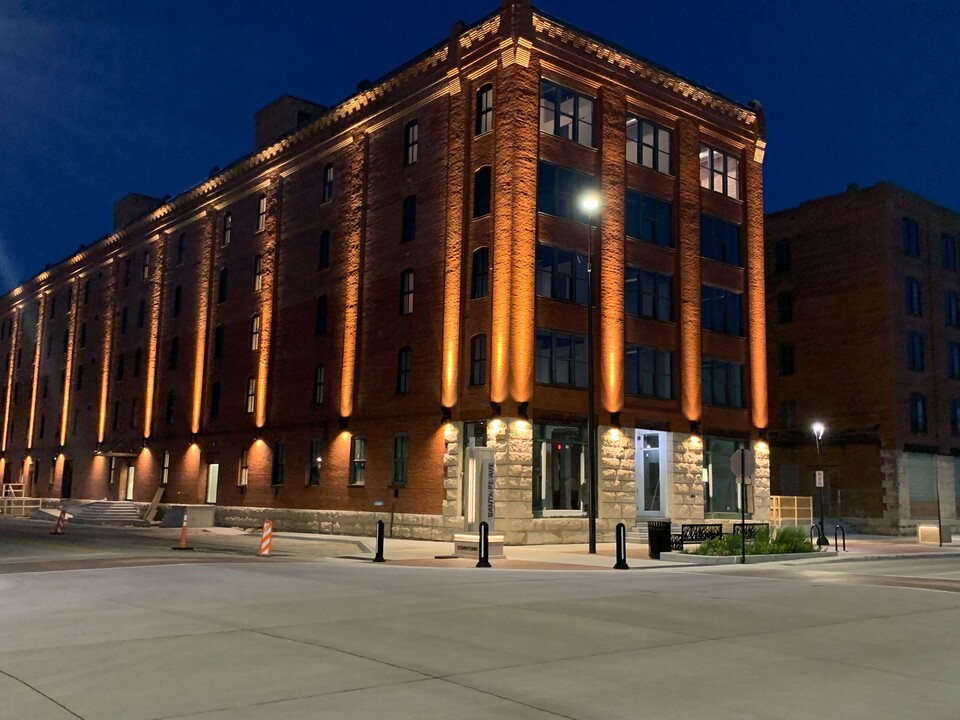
[1,1,957,293]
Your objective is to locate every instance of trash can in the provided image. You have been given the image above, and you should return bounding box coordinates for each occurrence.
[647,520,672,559]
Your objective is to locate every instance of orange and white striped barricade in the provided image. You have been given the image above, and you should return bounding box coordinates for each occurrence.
[172,507,194,550]
[50,509,67,535]
[259,519,273,557]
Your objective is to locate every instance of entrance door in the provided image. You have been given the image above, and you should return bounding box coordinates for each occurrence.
[464,445,495,531]
[60,459,73,499]
[535,425,586,515]
[206,463,220,504]
[124,466,135,501]
[636,430,666,517]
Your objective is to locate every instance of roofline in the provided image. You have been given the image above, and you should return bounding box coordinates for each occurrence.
[767,181,960,219]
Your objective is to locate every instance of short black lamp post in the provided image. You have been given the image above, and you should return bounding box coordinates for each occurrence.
[812,421,829,546]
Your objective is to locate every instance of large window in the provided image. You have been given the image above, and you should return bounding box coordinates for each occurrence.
[245,377,256,414]
[949,342,960,379]
[906,331,924,371]
[404,120,419,165]
[214,324,225,359]
[315,295,328,336]
[699,144,740,200]
[169,337,179,370]
[625,266,672,321]
[625,191,672,246]
[254,255,264,291]
[142,251,151,280]
[308,439,323,486]
[536,243,588,304]
[701,285,743,335]
[704,438,745,515]
[942,234,957,269]
[539,79,594,147]
[533,423,585,514]
[401,195,416,242]
[250,314,261,351]
[396,347,411,394]
[217,267,228,303]
[400,270,414,315]
[238,449,249,486]
[535,329,587,388]
[626,115,671,173]
[222,212,232,245]
[702,358,744,408]
[313,365,325,405]
[700,213,742,266]
[625,345,672,398]
[775,240,791,272]
[322,164,333,203]
[778,343,795,376]
[905,277,922,316]
[902,217,920,256]
[470,334,487,386]
[271,442,286,486]
[471,248,489,299]
[777,291,793,324]
[319,230,330,269]
[951,401,960,437]
[257,194,267,232]
[910,392,927,433]
[946,292,960,326]
[349,435,366,486]
[537,161,596,222]
[476,83,493,135]
[172,285,182,318]
[473,166,491,218]
[392,434,409,487]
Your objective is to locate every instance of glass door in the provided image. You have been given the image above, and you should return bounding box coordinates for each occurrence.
[206,463,220,504]
[534,424,586,515]
[636,430,666,516]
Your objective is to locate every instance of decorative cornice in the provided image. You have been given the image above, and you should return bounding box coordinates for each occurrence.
[460,14,500,49]
[532,14,756,125]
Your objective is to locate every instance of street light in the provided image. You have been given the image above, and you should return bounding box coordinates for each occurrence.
[580,190,601,554]
[812,421,828,546]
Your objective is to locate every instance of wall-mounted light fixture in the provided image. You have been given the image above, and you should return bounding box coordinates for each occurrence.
[338,415,349,431]
[518,402,529,421]
[440,406,452,424]
[610,412,621,430]
[490,401,502,418]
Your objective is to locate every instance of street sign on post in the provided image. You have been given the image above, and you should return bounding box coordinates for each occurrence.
[731,448,755,485]
[815,470,824,488]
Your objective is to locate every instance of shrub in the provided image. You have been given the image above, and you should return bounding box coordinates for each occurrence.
[689,525,814,556]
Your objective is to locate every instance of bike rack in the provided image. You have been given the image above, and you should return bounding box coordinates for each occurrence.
[834,525,847,552]
[809,524,822,548]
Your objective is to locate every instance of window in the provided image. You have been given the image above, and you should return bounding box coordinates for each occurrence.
[318,230,330,269]
[396,347,411,394]
[130,398,139,428]
[112,400,120,430]
[779,343,795,376]
[536,244,588,304]
[476,83,493,135]
[699,144,740,200]
[210,381,221,419]
[701,213,742,265]
[322,163,333,203]
[625,266,672,321]
[49,296,56,319]
[165,390,175,425]
[777,291,793,324]
[949,342,960,379]
[470,335,487,386]
[349,436,366,486]
[539,79,594,147]
[142,250,150,280]
[134,348,142,377]
[76,364,84,391]
[84,279,91,304]
[238,449,249,486]
[214,324,225,359]
[702,358,744,408]
[625,115,671,173]
[136,299,145,329]
[245,377,256,414]
[905,277,922,316]
[161,451,170,484]
[308,438,323,486]
[625,344,672,398]
[169,336,179,369]
[473,166,492,218]
[701,285,743,335]
[404,120,418,165]
[902,217,920,256]
[271,442,286,486]
[257,194,267,232]
[775,240,791,272]
[315,295,328,336]
[45,335,51,358]
[121,307,129,334]
[952,401,960,437]
[313,365,325,405]
[250,314,261,351]
[537,161,597,222]
[780,401,796,429]
[116,354,125,381]
[401,195,417,242]
[177,233,185,265]
[392,434,409,487]
[172,285,182,318]
[947,292,960,327]
[400,270,414,315]
[62,329,68,354]
[625,191,672,246]
[471,248,489,299]
[38,414,45,439]
[535,329,587,388]
[909,392,927,433]
[222,212,232,245]
[254,255,264,291]
[124,259,131,287]
[218,267,228,303]
[907,331,924,371]
[942,234,957,270]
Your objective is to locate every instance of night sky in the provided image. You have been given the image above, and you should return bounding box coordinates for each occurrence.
[1,0,957,293]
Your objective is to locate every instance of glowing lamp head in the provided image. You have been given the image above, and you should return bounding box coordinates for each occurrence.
[812,422,825,440]
[579,191,601,215]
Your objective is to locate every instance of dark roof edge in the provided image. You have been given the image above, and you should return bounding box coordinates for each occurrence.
[768,181,960,219]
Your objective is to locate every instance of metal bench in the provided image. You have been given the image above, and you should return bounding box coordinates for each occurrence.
[670,523,723,551]
[731,522,770,539]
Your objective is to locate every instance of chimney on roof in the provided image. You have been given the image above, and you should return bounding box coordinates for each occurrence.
[113,193,164,231]
[254,95,326,151]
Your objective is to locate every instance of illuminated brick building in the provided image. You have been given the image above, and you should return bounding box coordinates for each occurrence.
[767,183,960,535]
[0,0,768,543]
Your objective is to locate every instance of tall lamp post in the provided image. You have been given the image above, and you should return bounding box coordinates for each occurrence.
[580,191,601,554]
[812,421,828,546]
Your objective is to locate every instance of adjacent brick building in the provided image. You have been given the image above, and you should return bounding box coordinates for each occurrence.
[767,182,960,535]
[0,0,768,543]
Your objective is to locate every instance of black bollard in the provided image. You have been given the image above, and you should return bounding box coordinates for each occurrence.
[614,522,630,570]
[373,519,386,563]
[476,521,492,568]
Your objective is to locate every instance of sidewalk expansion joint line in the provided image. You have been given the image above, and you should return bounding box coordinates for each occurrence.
[0,669,86,719]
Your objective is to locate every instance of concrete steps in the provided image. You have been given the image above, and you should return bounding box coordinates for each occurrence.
[68,501,144,526]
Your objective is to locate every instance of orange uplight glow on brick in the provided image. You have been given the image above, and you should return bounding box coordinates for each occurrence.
[26,295,46,448]
[745,155,768,430]
[339,139,364,420]
[255,182,278,428]
[1,309,20,452]
[98,262,117,443]
[59,279,80,445]
[678,120,703,422]
[440,85,465,410]
[142,240,165,437]
[192,215,214,434]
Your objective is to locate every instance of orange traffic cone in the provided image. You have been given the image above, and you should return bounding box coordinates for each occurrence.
[259,520,273,557]
[172,508,194,551]
[50,509,67,535]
